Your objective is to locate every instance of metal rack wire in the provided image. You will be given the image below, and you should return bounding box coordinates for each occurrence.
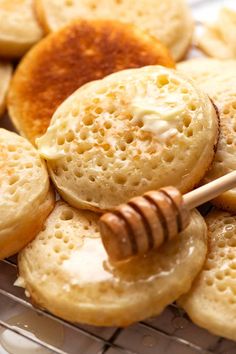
[1,257,236,354]
[1,1,236,353]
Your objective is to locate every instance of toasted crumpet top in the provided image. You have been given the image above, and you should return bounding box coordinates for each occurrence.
[37,65,218,212]
[0,61,12,117]
[8,19,174,143]
[178,58,236,212]
[179,209,236,341]
[35,0,194,61]
[0,128,50,234]
[0,0,43,58]
[18,202,207,326]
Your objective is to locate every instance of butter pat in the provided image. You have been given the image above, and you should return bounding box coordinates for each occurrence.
[62,238,113,284]
[131,95,185,141]
[36,124,66,160]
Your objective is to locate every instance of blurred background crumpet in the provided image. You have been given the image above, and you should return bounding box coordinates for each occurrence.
[37,66,219,212]
[35,0,193,61]
[0,129,54,259]
[0,61,12,117]
[7,19,174,144]
[0,0,43,58]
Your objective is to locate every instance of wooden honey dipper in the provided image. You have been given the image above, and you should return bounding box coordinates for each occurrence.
[99,171,236,262]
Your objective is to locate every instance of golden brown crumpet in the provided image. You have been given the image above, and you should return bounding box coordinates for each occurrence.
[0,0,43,58]
[37,66,218,212]
[7,19,175,144]
[179,210,236,341]
[0,129,54,259]
[178,58,236,212]
[35,0,194,61]
[18,202,207,327]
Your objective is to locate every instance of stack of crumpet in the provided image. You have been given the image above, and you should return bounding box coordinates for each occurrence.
[2,0,236,342]
[17,65,218,326]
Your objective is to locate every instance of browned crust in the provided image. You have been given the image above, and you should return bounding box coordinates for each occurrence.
[210,99,220,154]
[211,195,236,212]
[7,19,175,144]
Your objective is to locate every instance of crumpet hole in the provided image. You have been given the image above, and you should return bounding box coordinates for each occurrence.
[65,0,74,6]
[60,210,74,221]
[188,103,197,111]
[183,115,191,127]
[9,175,19,185]
[83,115,94,126]
[157,75,169,87]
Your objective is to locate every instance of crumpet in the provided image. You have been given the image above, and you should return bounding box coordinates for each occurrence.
[35,0,193,61]
[18,202,207,327]
[179,209,236,341]
[197,8,236,59]
[0,61,12,117]
[178,58,236,212]
[7,19,174,143]
[0,129,54,259]
[37,66,218,212]
[197,25,235,60]
[0,0,43,58]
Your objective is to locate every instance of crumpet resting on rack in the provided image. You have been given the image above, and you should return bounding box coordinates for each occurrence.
[37,66,219,212]
[179,210,236,341]
[18,202,207,327]
[0,129,54,259]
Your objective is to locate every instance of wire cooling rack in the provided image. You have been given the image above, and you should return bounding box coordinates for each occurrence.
[1,257,236,354]
[1,0,236,353]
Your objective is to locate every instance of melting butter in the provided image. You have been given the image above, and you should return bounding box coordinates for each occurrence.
[36,127,65,160]
[62,238,113,284]
[131,95,186,141]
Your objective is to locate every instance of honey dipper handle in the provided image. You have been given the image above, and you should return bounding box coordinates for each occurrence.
[183,171,236,210]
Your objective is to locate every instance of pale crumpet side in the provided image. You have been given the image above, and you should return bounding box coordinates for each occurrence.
[0,129,54,259]
[178,58,236,212]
